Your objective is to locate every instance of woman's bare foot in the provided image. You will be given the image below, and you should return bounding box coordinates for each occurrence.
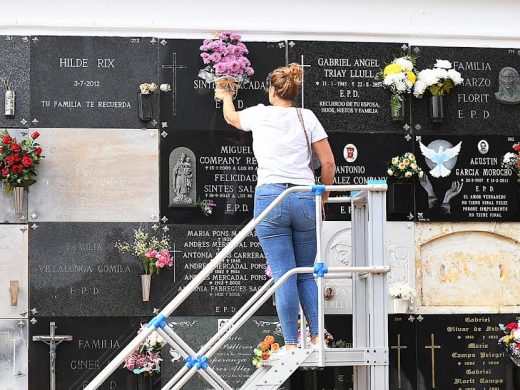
[311,336,319,345]
[285,344,298,350]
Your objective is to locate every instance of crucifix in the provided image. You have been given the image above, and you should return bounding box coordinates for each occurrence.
[298,55,312,108]
[33,322,73,390]
[161,52,187,116]
[391,333,408,389]
[424,333,441,388]
[170,242,182,283]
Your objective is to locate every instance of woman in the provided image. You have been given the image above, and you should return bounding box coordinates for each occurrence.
[215,63,336,350]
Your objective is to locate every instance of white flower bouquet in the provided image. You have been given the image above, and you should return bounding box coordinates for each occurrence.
[378,56,417,118]
[413,59,463,98]
[502,143,520,182]
[389,282,416,301]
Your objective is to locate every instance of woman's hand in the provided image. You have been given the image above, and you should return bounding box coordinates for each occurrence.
[215,87,233,101]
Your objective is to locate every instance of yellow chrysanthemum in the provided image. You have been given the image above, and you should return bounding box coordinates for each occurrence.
[391,157,398,165]
[384,63,403,76]
[406,70,416,84]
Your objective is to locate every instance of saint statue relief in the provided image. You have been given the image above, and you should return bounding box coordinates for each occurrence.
[171,153,193,205]
[495,67,520,104]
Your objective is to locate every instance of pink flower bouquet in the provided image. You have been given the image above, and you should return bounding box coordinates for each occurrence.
[124,324,166,376]
[199,31,254,95]
[115,228,173,276]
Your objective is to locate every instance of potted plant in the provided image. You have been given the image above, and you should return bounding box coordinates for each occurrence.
[124,324,166,389]
[387,152,423,214]
[198,31,254,100]
[413,60,463,122]
[0,130,44,214]
[115,228,172,302]
[389,282,416,313]
[378,55,417,122]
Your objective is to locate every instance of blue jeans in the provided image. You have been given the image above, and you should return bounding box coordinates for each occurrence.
[254,184,319,344]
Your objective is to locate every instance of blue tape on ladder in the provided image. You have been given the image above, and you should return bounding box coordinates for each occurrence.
[184,355,209,370]
[367,179,387,185]
[196,355,209,370]
[312,184,326,196]
[185,356,196,369]
[313,262,328,277]
[147,314,168,329]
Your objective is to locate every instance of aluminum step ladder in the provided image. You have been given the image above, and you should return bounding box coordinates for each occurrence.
[84,181,389,390]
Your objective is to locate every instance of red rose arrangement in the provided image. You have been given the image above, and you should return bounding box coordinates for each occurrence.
[499,319,520,365]
[0,130,44,192]
[502,143,520,182]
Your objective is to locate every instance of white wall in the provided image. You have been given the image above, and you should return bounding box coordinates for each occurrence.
[1,0,520,47]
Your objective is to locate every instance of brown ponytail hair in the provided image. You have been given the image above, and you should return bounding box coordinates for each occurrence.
[268,63,303,101]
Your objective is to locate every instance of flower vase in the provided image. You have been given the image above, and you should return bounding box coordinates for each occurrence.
[393,298,409,314]
[429,95,444,123]
[387,179,413,215]
[138,93,153,122]
[13,186,24,214]
[141,275,152,302]
[390,95,404,122]
[137,374,153,390]
[4,90,15,117]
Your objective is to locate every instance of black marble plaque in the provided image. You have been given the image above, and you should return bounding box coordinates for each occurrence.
[159,39,285,132]
[414,314,516,390]
[0,36,30,128]
[412,46,520,135]
[164,224,274,316]
[161,316,289,390]
[160,129,256,225]
[287,40,410,132]
[389,315,417,390]
[29,317,156,390]
[29,223,177,317]
[414,135,520,221]
[291,314,354,390]
[30,36,159,128]
[325,132,414,221]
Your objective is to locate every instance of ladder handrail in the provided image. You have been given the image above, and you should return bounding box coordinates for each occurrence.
[85,183,387,390]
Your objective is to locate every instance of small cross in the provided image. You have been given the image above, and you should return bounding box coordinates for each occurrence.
[391,333,408,389]
[424,333,441,388]
[299,55,312,109]
[161,53,187,116]
[170,243,182,282]
[33,322,73,390]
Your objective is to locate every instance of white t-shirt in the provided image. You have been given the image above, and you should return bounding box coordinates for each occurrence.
[239,104,328,186]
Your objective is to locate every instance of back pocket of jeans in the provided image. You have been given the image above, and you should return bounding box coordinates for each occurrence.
[255,194,282,222]
[296,194,316,221]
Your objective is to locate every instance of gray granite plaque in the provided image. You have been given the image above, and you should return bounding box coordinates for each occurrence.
[29,317,150,390]
[27,128,159,222]
[288,40,409,132]
[0,225,28,318]
[29,223,177,317]
[163,224,274,316]
[30,36,159,128]
[0,36,30,128]
[169,147,196,207]
[162,316,288,390]
[0,319,28,390]
[411,45,520,135]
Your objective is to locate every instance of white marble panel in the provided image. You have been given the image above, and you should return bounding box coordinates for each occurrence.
[0,130,29,223]
[322,221,415,314]
[28,128,159,222]
[417,222,520,310]
[0,319,28,390]
[0,225,28,318]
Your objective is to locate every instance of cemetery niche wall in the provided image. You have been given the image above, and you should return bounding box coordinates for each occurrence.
[0,33,518,389]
